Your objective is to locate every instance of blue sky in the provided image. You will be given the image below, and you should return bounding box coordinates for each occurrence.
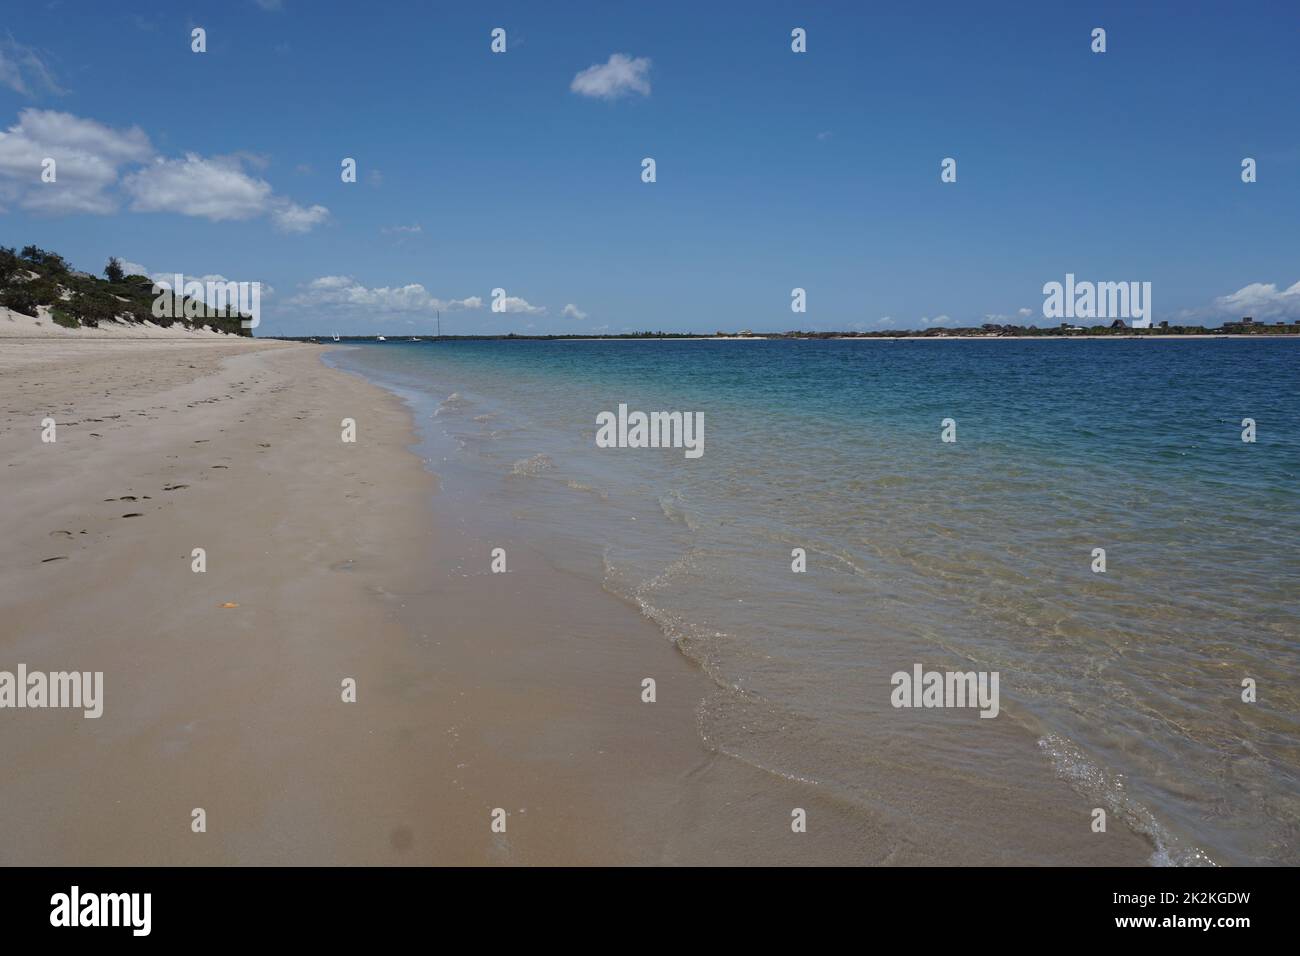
[2,0,1297,335]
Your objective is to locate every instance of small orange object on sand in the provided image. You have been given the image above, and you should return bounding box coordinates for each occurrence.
[219,602,239,608]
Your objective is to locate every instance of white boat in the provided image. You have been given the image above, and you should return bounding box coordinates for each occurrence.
[332,333,340,342]
[377,335,386,341]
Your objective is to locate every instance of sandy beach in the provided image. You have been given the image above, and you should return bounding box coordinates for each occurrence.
[0,338,438,863]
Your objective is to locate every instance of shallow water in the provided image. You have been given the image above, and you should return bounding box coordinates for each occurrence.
[329,338,1300,865]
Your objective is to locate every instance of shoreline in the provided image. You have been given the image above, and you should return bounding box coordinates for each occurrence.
[264,334,1300,343]
[1,339,1158,864]
[328,345,1160,866]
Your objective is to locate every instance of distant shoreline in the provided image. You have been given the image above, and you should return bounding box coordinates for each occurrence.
[265,332,1300,343]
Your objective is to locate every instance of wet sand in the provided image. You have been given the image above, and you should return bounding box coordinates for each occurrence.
[0,340,1154,864]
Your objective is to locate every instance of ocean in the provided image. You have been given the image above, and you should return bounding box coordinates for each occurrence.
[327,338,1300,866]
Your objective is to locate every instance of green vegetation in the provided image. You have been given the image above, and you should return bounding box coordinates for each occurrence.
[50,307,80,329]
[1,285,47,317]
[0,246,23,285]
[0,244,251,335]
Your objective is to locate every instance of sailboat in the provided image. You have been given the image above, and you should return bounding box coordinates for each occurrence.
[377,335,386,342]
[331,333,340,342]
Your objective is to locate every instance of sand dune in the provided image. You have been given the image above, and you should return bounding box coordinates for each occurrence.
[0,305,243,339]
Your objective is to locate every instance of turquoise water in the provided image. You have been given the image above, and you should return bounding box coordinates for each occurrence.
[329,338,1300,865]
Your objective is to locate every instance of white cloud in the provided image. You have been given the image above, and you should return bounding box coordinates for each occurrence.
[307,275,353,291]
[562,303,587,320]
[124,154,273,220]
[1201,280,1300,322]
[920,314,951,326]
[381,224,423,235]
[0,109,151,213]
[15,109,152,164]
[0,35,64,98]
[570,53,651,100]
[1160,279,1300,326]
[289,276,482,315]
[272,200,330,233]
[977,308,1035,324]
[494,295,545,314]
[0,108,328,230]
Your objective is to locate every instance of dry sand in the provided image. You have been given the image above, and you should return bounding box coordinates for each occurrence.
[0,338,443,863]
[0,338,1154,865]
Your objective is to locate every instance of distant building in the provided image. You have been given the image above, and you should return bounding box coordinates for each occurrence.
[1242,316,1254,325]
